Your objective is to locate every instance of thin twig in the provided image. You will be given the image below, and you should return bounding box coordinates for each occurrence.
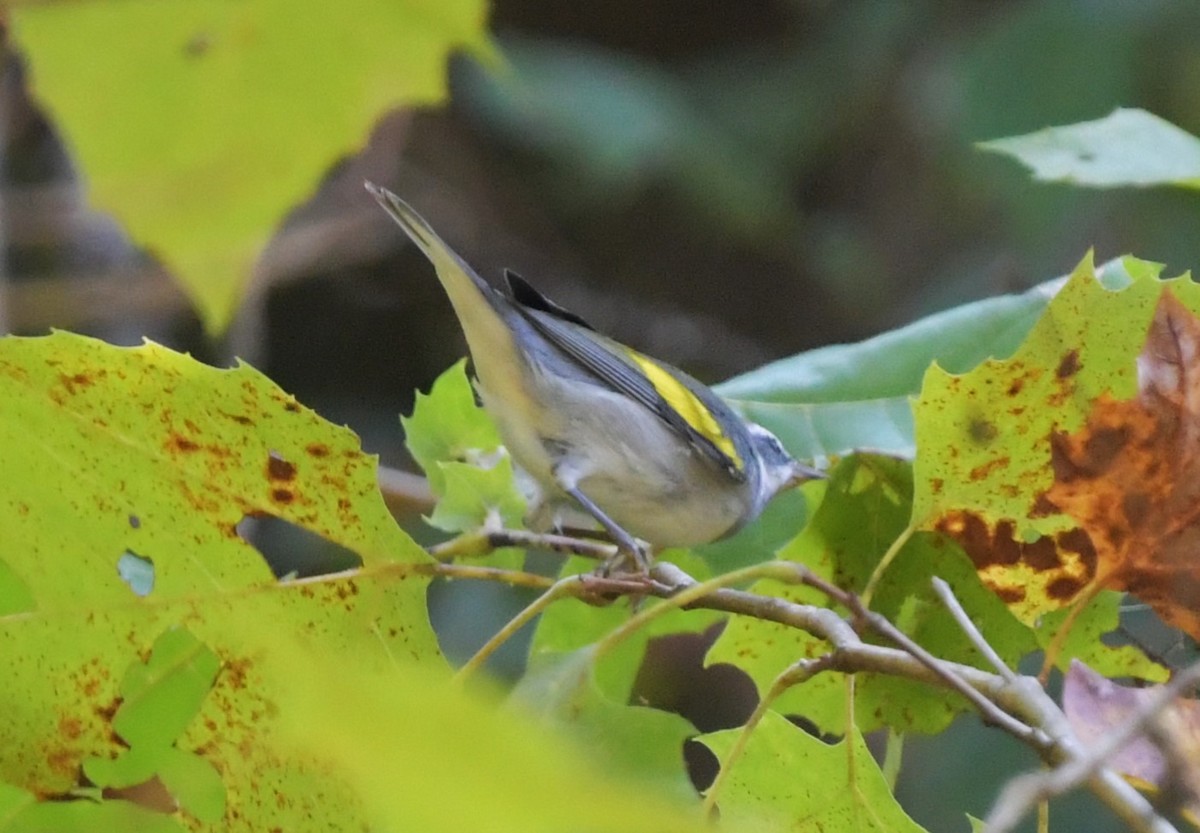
[590,561,804,668]
[428,528,618,562]
[803,567,1047,748]
[432,562,557,590]
[931,576,1019,682]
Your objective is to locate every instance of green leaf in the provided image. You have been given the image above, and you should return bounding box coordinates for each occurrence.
[510,646,699,802]
[1035,594,1167,682]
[11,0,495,333]
[698,711,927,832]
[716,257,1140,462]
[696,484,815,571]
[0,561,35,617]
[0,332,441,829]
[0,782,36,824]
[404,361,528,537]
[4,798,185,833]
[274,645,724,833]
[717,276,1060,460]
[402,359,503,496]
[979,108,1200,189]
[427,458,526,533]
[157,747,225,824]
[113,626,220,748]
[718,280,1059,405]
[83,744,163,791]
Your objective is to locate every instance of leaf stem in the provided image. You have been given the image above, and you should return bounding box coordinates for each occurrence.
[453,575,585,683]
[861,523,915,607]
[701,653,838,819]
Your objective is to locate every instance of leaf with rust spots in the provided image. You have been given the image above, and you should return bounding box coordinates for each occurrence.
[0,332,427,612]
[710,454,1036,736]
[1065,661,1200,817]
[1046,290,1200,641]
[0,332,442,829]
[912,253,1191,676]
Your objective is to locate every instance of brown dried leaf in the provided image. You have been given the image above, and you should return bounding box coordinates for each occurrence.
[1044,291,1200,639]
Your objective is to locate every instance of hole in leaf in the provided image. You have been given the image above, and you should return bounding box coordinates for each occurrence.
[630,624,760,794]
[236,514,362,579]
[117,551,155,597]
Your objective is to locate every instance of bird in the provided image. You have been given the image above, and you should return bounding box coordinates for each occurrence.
[366,182,822,570]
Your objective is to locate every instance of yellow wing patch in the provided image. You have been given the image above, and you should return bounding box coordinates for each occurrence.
[623,350,742,469]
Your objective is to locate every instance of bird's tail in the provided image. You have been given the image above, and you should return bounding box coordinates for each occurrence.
[365,181,528,396]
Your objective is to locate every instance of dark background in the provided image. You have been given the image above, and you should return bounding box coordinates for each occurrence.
[4,2,1198,830]
[8,1,1200,462]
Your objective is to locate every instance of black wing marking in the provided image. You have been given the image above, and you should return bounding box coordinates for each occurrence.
[505,270,594,329]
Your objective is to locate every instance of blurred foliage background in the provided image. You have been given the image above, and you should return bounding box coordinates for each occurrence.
[3,2,1199,830]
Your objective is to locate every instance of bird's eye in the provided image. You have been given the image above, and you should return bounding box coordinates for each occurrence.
[750,425,789,460]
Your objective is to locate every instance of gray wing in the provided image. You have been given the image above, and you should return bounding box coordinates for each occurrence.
[505,271,745,481]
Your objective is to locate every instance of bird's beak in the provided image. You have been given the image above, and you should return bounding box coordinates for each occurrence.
[786,460,827,489]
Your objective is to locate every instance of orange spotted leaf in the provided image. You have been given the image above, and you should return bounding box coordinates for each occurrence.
[1044,290,1200,639]
[914,254,1200,649]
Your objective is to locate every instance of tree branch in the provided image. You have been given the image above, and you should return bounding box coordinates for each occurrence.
[429,530,1181,833]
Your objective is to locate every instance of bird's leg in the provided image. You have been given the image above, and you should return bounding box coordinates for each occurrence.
[562,485,650,575]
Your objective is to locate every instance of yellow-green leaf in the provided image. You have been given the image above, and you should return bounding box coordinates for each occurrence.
[699,710,927,832]
[275,645,726,833]
[11,0,496,332]
[0,332,440,829]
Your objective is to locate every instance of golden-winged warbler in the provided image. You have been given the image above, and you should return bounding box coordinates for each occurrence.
[367,182,823,568]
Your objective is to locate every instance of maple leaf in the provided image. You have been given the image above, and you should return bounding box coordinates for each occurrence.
[1043,290,1200,639]
[912,258,1200,664]
[913,257,1146,619]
